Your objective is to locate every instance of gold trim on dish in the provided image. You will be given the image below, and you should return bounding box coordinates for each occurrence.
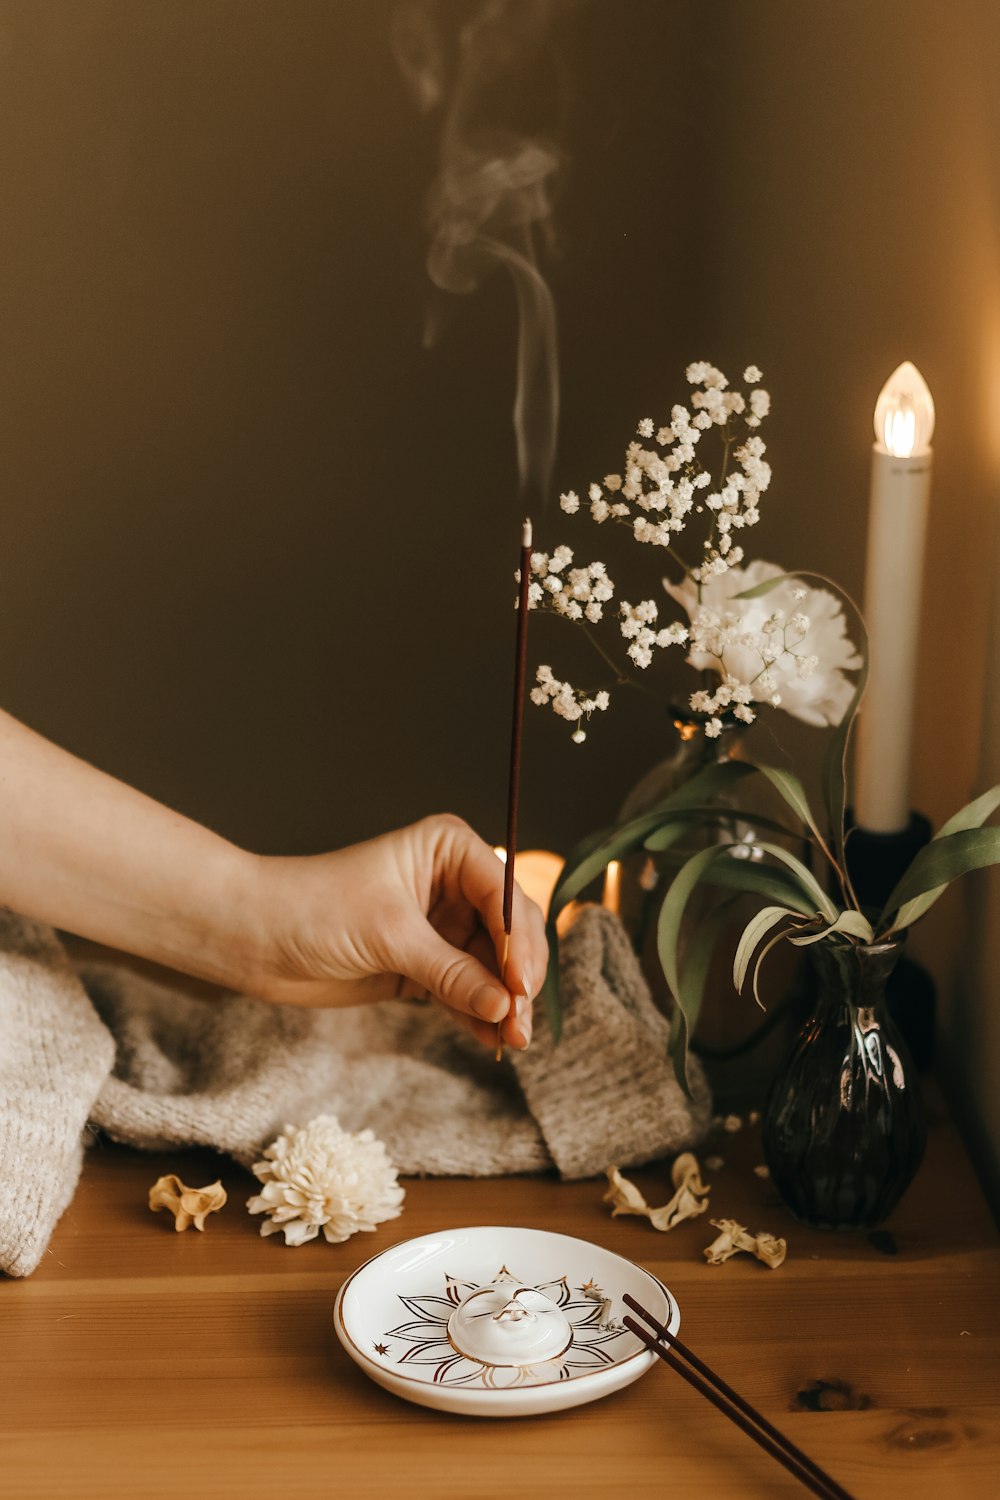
[334,1234,675,1395]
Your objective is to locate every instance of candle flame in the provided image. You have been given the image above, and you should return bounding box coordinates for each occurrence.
[873,361,935,457]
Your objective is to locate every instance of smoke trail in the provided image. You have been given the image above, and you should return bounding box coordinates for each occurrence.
[392,0,565,508]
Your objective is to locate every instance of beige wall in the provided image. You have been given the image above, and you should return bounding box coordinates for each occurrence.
[687,0,1000,1194]
[2,2,998,1176]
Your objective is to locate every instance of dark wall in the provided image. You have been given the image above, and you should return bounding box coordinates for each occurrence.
[0,0,996,874]
[0,0,697,854]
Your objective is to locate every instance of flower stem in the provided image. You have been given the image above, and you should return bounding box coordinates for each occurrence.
[569,619,661,699]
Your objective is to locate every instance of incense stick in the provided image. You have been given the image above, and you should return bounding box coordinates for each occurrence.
[497,517,533,1061]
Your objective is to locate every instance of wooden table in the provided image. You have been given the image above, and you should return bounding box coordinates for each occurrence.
[5,1091,999,1499]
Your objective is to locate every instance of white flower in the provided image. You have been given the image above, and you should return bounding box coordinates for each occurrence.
[559,490,580,514]
[743,365,763,384]
[571,729,586,743]
[530,665,610,737]
[247,1115,404,1247]
[663,560,861,727]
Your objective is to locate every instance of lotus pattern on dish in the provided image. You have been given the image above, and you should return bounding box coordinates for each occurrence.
[375,1264,629,1388]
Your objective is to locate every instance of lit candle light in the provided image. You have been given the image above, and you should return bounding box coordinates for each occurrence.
[602,859,622,914]
[854,361,934,833]
[493,847,565,919]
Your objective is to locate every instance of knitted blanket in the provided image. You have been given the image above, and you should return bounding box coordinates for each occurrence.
[0,904,711,1278]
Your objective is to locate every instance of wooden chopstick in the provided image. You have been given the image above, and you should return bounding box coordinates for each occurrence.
[622,1294,855,1500]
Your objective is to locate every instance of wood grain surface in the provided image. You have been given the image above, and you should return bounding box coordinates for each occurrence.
[4,1089,998,1499]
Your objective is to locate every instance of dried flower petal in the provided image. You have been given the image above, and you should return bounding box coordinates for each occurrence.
[603,1152,710,1232]
[148,1174,227,1232]
[703,1218,787,1269]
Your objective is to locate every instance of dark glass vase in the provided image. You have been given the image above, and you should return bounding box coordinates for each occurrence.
[615,707,747,952]
[614,708,748,1020]
[762,941,926,1229]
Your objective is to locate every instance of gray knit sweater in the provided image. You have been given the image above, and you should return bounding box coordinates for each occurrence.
[0,904,710,1277]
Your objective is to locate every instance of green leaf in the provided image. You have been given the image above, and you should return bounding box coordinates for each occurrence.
[733,905,804,994]
[891,786,1000,930]
[667,896,740,1097]
[548,761,760,924]
[643,803,798,851]
[697,858,819,912]
[725,569,868,887]
[751,926,802,1008]
[748,762,831,852]
[732,572,803,600]
[787,909,874,946]
[936,784,1000,835]
[642,819,701,855]
[753,841,839,922]
[548,817,660,916]
[881,827,1000,929]
[540,944,563,1041]
[657,844,734,1002]
[641,757,759,815]
[817,592,868,889]
[543,760,771,1040]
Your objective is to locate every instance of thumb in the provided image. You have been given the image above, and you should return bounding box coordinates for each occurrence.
[398,920,511,1025]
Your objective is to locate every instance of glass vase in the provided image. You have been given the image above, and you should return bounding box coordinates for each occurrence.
[762,940,926,1229]
[615,706,748,953]
[615,706,796,1061]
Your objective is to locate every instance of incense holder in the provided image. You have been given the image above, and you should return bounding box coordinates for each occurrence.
[334,1224,677,1417]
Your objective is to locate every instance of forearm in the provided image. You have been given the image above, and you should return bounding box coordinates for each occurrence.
[0,710,261,989]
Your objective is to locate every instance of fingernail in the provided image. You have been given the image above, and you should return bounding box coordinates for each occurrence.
[520,969,534,1000]
[472,985,509,1022]
[518,1011,532,1048]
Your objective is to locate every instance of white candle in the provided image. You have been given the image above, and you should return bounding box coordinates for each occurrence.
[854,361,934,833]
[602,860,622,914]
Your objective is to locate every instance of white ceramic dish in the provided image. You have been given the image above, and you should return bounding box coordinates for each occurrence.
[334,1224,678,1417]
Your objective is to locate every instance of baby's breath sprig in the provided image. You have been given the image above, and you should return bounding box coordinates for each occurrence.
[527,362,780,740]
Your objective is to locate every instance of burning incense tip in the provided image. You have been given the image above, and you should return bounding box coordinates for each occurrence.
[521,517,532,548]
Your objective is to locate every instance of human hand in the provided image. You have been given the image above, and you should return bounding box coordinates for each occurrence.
[247,815,547,1050]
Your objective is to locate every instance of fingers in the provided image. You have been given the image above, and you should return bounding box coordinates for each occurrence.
[398,918,512,1030]
[464,927,532,1050]
[432,821,549,1010]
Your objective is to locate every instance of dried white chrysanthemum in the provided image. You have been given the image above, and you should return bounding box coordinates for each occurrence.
[247,1115,405,1247]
